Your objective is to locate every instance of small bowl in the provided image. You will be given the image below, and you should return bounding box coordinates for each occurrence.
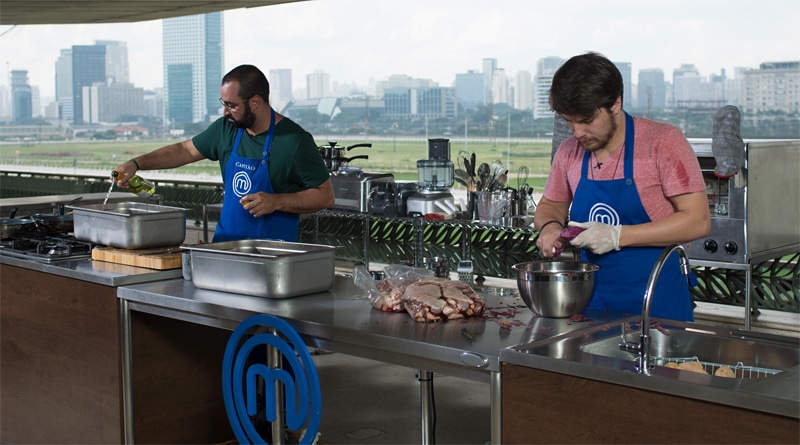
[512,261,599,318]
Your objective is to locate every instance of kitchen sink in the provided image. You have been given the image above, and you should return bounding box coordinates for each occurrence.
[580,323,799,378]
[501,314,800,419]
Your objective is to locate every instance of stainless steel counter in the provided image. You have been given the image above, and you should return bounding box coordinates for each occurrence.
[116,276,621,375]
[116,275,624,444]
[0,255,182,286]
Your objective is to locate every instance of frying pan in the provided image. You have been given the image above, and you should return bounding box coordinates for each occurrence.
[1,208,35,239]
[32,213,74,235]
[31,197,81,235]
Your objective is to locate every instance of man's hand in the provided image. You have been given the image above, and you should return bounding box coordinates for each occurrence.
[241,192,277,217]
[568,221,621,254]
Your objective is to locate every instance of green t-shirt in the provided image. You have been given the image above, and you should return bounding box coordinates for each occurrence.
[192,116,329,194]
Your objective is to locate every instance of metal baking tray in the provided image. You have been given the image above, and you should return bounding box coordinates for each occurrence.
[68,201,187,249]
[184,240,337,298]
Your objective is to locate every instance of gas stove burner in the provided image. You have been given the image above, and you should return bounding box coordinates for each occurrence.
[0,234,95,263]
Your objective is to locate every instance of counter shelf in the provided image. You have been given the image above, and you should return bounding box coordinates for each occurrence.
[302,209,538,276]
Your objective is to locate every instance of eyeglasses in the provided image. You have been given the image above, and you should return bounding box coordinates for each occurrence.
[219,96,251,111]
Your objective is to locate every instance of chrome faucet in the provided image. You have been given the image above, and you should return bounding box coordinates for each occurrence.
[620,244,691,375]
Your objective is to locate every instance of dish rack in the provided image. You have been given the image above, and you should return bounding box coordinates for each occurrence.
[655,356,780,379]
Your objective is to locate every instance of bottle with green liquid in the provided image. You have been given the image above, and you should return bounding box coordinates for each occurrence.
[111,170,156,197]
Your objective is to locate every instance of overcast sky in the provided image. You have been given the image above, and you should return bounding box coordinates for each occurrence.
[1,0,798,100]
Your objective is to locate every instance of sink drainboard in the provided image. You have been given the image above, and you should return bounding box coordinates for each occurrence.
[657,356,780,379]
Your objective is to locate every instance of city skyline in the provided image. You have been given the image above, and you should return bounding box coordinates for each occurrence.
[1,0,798,102]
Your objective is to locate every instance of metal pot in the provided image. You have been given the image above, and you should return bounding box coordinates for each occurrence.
[318,141,372,171]
[1,208,35,239]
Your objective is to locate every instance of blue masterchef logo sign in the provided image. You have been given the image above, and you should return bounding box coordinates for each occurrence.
[222,314,321,444]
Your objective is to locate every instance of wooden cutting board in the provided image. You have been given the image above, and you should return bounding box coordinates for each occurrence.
[92,246,183,270]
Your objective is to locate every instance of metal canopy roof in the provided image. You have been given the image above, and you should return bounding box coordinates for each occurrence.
[0,0,309,25]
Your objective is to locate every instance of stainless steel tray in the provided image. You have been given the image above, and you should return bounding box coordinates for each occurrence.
[184,240,337,298]
[68,201,187,249]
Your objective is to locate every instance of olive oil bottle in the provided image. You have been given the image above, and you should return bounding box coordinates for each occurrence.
[111,170,156,197]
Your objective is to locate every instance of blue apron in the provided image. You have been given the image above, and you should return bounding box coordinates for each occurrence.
[213,109,300,243]
[570,112,694,321]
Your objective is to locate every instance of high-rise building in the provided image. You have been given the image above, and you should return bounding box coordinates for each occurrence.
[269,68,293,110]
[532,57,564,120]
[532,74,554,120]
[0,85,11,122]
[71,45,106,124]
[637,68,666,111]
[65,41,132,124]
[55,48,73,121]
[455,70,483,110]
[11,70,32,123]
[537,56,563,77]
[96,40,129,84]
[614,61,633,109]
[384,87,457,118]
[306,71,330,99]
[703,70,726,104]
[743,61,800,114]
[31,86,40,118]
[143,88,165,120]
[491,68,509,105]
[672,64,701,107]
[514,70,533,111]
[162,12,224,124]
[482,58,497,105]
[375,74,435,97]
[724,67,749,108]
[83,82,144,123]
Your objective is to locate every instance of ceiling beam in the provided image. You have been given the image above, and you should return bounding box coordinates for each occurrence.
[0,0,309,25]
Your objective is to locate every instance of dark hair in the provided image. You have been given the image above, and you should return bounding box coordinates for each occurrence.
[549,52,623,117]
[222,65,270,103]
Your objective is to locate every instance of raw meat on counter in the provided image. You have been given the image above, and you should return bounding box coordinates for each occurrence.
[375,278,408,312]
[375,277,485,323]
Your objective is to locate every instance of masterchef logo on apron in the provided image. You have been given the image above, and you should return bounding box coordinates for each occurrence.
[588,202,620,226]
[232,171,252,198]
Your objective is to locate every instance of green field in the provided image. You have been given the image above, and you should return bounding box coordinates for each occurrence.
[0,138,553,190]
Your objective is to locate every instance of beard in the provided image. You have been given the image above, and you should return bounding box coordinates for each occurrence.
[227,104,256,129]
[577,113,618,152]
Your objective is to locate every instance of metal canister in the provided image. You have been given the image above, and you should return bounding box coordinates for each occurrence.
[422,256,449,278]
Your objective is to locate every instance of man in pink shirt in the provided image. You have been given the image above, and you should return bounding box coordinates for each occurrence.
[533,52,710,321]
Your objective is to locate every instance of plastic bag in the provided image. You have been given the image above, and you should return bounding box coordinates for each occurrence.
[353,264,434,312]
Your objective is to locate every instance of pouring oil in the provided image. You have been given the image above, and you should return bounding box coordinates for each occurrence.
[103,180,114,207]
[110,171,156,198]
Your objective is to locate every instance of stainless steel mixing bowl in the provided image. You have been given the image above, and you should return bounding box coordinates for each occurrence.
[512,261,600,318]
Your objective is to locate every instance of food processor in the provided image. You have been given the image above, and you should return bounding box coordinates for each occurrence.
[406,139,457,216]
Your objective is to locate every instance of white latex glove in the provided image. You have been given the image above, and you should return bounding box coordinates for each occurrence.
[568,221,621,255]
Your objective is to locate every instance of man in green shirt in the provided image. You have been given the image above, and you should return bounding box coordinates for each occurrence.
[113,64,334,242]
